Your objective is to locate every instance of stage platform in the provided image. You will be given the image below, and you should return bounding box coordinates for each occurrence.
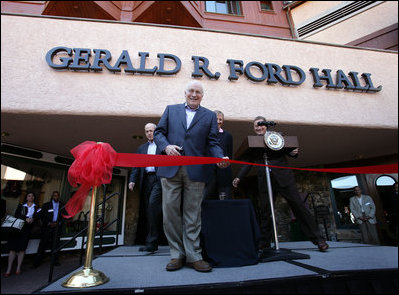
[35,241,398,294]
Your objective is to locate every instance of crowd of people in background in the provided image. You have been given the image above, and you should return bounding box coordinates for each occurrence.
[2,191,64,277]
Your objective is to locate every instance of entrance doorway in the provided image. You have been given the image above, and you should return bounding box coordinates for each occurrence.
[375,175,397,245]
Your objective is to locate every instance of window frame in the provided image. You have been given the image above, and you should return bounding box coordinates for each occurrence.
[259,1,274,12]
[204,1,243,16]
[328,173,360,229]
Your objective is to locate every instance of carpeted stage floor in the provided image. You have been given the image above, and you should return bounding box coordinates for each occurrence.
[35,241,398,294]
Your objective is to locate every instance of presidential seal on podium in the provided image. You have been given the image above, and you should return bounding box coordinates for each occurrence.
[264,131,285,151]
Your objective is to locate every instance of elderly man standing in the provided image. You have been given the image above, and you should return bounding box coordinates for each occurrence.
[129,123,163,252]
[154,80,229,272]
[349,186,380,245]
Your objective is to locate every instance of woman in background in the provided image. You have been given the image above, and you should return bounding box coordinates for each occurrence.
[4,192,41,277]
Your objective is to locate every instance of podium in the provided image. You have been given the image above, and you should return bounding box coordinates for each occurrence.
[235,134,310,262]
[235,135,298,160]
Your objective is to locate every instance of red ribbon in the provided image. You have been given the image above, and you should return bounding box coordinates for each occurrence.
[116,154,398,174]
[64,141,398,218]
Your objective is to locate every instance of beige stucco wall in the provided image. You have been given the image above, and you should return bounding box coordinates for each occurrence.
[292,1,398,44]
[1,14,398,129]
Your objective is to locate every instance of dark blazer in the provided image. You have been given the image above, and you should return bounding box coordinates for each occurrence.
[129,142,162,193]
[217,130,233,159]
[8,203,41,251]
[154,103,224,182]
[237,146,298,189]
[15,203,41,221]
[39,200,65,228]
[205,130,233,184]
[1,198,6,219]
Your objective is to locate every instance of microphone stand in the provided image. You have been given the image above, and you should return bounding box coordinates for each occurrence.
[259,152,310,262]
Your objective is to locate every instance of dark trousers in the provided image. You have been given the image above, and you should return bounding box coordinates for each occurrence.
[258,176,324,248]
[33,226,61,266]
[204,166,233,200]
[142,174,163,246]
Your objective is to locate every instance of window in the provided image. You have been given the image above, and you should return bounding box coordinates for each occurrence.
[1,151,125,254]
[376,175,396,186]
[260,1,273,11]
[205,1,241,15]
[330,175,359,229]
[331,175,358,189]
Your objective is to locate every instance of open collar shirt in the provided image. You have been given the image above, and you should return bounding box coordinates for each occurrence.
[184,103,199,129]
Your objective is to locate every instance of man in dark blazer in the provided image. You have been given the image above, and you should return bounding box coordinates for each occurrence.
[204,110,233,200]
[233,116,329,253]
[129,123,163,252]
[154,80,229,273]
[32,191,64,268]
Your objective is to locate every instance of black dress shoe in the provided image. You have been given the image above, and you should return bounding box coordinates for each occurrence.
[139,245,158,252]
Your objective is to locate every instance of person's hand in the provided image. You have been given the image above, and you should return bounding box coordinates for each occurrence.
[217,157,230,168]
[165,145,183,156]
[289,148,299,156]
[26,218,33,224]
[232,177,240,188]
[128,182,135,191]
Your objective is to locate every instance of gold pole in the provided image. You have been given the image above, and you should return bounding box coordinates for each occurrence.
[62,186,109,288]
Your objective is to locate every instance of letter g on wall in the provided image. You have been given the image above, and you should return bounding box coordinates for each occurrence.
[46,46,74,70]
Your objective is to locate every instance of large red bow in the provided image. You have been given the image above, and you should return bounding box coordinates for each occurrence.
[63,141,116,218]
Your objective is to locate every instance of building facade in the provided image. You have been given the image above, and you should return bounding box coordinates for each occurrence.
[1,1,398,254]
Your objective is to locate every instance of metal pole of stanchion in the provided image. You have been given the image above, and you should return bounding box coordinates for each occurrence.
[62,186,109,288]
[84,186,97,269]
[264,153,280,250]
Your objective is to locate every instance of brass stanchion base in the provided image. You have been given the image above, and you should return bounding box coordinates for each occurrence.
[62,267,109,288]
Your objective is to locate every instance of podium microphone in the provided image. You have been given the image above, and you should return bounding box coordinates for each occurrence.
[257,121,276,127]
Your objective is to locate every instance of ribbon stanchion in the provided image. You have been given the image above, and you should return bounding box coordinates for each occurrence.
[62,142,114,288]
[62,186,109,288]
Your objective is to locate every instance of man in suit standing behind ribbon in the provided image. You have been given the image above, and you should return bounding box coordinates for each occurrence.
[129,123,163,252]
[154,80,229,272]
[33,191,64,268]
[349,186,380,245]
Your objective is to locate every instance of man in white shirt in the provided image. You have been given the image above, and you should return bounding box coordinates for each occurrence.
[129,123,163,252]
[349,186,380,245]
